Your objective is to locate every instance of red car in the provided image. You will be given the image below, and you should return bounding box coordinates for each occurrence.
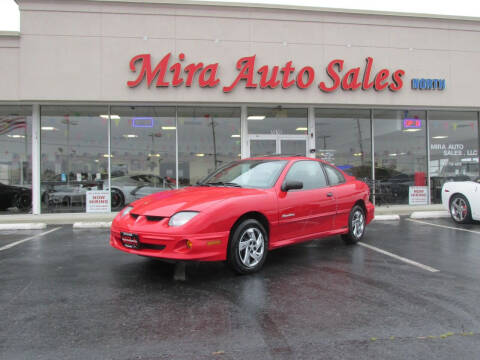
[110,156,374,274]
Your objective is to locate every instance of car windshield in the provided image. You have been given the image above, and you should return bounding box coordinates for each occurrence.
[200,160,288,189]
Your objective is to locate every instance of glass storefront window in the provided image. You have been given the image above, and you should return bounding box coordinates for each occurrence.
[315,108,371,186]
[41,106,108,213]
[248,107,308,156]
[247,107,307,135]
[429,111,479,204]
[178,107,240,186]
[0,106,32,214]
[110,106,177,208]
[373,110,427,205]
[6,103,479,213]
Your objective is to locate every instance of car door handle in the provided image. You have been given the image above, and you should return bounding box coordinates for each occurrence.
[326,192,333,197]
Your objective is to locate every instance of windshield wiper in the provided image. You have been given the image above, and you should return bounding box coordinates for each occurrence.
[195,181,211,187]
[206,181,242,188]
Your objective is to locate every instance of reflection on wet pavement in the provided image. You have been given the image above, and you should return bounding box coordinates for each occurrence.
[1,218,480,359]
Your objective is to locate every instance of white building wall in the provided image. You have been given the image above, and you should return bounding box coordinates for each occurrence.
[2,0,479,107]
[0,34,20,101]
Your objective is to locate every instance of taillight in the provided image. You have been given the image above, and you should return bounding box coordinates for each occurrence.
[444,189,450,192]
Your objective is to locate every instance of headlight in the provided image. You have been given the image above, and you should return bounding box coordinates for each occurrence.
[168,211,199,227]
[121,206,133,217]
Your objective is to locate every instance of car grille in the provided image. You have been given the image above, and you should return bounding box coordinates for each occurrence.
[139,243,166,250]
[121,241,166,251]
[129,214,165,222]
[145,215,165,222]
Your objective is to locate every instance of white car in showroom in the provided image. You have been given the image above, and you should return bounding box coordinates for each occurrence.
[442,179,480,224]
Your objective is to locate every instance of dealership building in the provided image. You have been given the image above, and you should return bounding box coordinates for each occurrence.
[1,0,480,215]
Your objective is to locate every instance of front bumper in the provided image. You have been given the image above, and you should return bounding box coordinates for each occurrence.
[110,223,229,262]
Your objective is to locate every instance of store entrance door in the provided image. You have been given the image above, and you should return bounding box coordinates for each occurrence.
[248,134,308,157]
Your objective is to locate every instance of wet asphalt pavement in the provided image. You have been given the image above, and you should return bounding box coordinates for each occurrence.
[1,218,480,360]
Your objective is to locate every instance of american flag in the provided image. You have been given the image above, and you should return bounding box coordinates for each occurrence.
[0,116,27,136]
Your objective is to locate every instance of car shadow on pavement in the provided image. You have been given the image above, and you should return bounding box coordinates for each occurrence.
[112,236,348,286]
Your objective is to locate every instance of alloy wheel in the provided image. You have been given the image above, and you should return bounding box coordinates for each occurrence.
[451,197,468,222]
[238,227,265,268]
[352,210,365,239]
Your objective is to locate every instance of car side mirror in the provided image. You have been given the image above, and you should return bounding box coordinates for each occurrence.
[282,181,303,192]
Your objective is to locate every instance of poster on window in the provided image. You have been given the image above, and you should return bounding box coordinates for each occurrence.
[86,190,111,213]
[409,186,428,205]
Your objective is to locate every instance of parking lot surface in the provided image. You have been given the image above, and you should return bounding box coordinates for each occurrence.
[1,218,480,360]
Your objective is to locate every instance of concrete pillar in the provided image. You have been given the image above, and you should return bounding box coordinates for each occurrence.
[307,106,315,158]
[240,105,249,158]
[32,104,41,215]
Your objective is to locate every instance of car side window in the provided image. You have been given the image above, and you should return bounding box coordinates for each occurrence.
[323,164,345,185]
[283,161,327,190]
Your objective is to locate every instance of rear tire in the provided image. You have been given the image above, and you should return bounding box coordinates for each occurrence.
[227,219,268,275]
[62,196,71,207]
[449,194,472,224]
[341,205,366,245]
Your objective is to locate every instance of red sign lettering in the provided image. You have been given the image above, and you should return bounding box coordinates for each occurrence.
[127,54,405,93]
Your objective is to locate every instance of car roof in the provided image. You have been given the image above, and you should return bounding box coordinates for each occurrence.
[243,156,352,178]
[245,155,326,162]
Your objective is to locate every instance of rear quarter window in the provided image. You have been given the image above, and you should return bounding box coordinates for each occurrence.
[324,164,345,185]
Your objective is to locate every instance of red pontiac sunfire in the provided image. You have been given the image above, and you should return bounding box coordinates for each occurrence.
[110,156,374,274]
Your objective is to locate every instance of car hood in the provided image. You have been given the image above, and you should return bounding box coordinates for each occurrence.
[129,186,268,217]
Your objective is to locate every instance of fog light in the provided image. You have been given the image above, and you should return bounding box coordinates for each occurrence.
[186,240,193,249]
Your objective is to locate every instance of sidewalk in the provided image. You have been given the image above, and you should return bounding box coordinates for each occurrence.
[0,212,118,225]
[0,204,447,226]
[375,204,445,215]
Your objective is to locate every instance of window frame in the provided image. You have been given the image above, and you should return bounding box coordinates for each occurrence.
[322,163,346,186]
[281,160,329,191]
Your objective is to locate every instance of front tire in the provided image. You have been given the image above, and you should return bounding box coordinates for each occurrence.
[450,194,472,224]
[15,192,32,211]
[227,219,268,275]
[111,188,125,210]
[342,205,366,245]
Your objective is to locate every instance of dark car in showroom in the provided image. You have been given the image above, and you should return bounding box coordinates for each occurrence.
[0,182,31,212]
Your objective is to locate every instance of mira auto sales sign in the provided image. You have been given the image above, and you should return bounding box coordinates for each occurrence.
[127,53,408,93]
